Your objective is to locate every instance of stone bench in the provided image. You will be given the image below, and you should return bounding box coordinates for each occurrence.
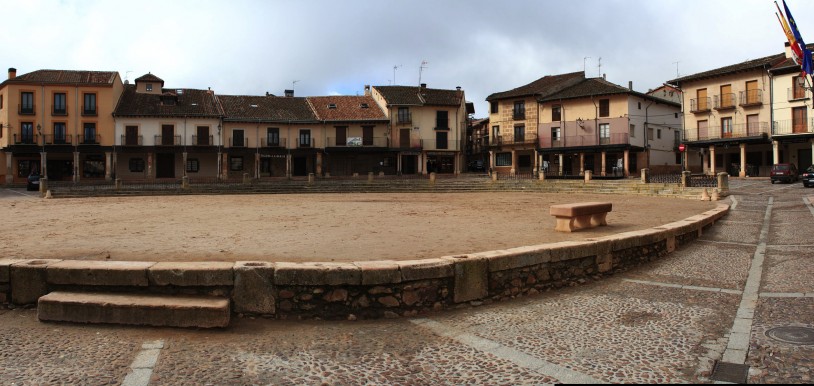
[550,202,613,232]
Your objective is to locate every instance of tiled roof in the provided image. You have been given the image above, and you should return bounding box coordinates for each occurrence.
[1,69,118,87]
[486,71,585,101]
[307,96,388,122]
[538,78,681,107]
[373,86,463,106]
[218,95,318,122]
[668,53,784,85]
[134,73,164,84]
[113,84,222,117]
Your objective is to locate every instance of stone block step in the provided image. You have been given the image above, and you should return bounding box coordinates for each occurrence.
[38,291,230,328]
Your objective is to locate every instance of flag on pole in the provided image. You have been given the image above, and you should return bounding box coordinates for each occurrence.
[782,0,813,76]
[777,11,803,65]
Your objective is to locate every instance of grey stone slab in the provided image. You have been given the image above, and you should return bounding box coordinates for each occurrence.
[233,262,276,315]
[148,262,234,286]
[47,260,154,286]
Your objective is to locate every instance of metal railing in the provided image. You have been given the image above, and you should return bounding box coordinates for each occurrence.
[787,87,810,101]
[683,122,769,141]
[261,137,287,148]
[714,93,736,110]
[296,138,316,149]
[512,111,526,120]
[13,133,38,145]
[78,134,101,145]
[52,105,68,116]
[489,133,539,147]
[772,119,814,135]
[121,135,143,146]
[155,135,181,146]
[396,112,412,124]
[327,137,388,147]
[649,174,717,187]
[422,139,459,150]
[81,107,97,116]
[192,135,214,146]
[540,133,629,148]
[18,104,35,115]
[230,137,249,147]
[690,98,711,113]
[739,90,763,106]
[44,134,73,145]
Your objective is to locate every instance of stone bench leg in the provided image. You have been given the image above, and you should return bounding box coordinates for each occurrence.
[554,216,576,232]
[591,212,609,227]
[573,214,593,230]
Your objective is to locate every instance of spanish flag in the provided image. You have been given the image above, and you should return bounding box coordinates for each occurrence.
[778,0,813,76]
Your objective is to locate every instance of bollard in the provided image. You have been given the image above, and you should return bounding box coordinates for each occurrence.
[429,172,436,183]
[308,173,314,184]
[368,172,374,182]
[115,178,122,190]
[681,171,691,188]
[39,177,48,197]
[701,188,711,201]
[711,189,720,201]
[243,173,250,185]
[539,171,545,181]
[353,173,359,178]
[491,172,498,182]
[584,170,592,183]
[717,172,729,194]
[182,176,190,189]
[640,168,650,184]
[379,171,385,177]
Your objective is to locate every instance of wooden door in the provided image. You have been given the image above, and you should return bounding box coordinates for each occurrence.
[746,114,760,136]
[793,106,807,133]
[336,126,346,146]
[720,85,732,108]
[698,120,708,140]
[745,80,758,104]
[400,128,411,148]
[362,126,374,146]
[156,153,175,178]
[162,125,174,145]
[697,89,708,110]
[125,126,138,146]
[197,126,209,145]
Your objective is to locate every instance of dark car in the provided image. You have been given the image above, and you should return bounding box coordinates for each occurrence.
[26,172,41,191]
[803,165,814,188]
[468,160,485,172]
[771,163,798,184]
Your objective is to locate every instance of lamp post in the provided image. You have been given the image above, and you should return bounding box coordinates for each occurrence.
[217,123,222,181]
[37,124,45,177]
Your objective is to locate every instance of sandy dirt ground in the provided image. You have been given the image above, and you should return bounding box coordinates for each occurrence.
[0,192,718,263]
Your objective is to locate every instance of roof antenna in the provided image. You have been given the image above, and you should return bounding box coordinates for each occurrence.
[393,64,402,85]
[583,57,591,73]
[292,80,300,91]
[673,61,681,78]
[124,70,133,83]
[418,60,428,86]
[597,57,602,78]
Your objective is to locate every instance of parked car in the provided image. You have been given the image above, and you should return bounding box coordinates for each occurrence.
[803,165,814,188]
[770,163,798,184]
[468,160,485,172]
[26,172,41,191]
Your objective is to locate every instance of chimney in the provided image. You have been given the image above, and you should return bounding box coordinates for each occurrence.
[364,85,371,96]
[628,81,633,91]
[8,68,16,80]
[420,83,427,89]
[602,73,606,80]
[456,86,461,91]
[266,92,270,97]
[284,89,294,98]
[785,41,793,59]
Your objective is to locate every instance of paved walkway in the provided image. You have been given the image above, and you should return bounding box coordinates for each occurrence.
[1,180,812,384]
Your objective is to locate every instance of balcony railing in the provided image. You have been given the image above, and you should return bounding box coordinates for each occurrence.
[539,133,629,148]
[714,94,736,110]
[395,138,423,150]
[52,105,68,116]
[489,132,539,147]
[772,119,814,135]
[192,135,214,146]
[44,134,73,145]
[327,137,388,147]
[683,122,769,141]
[788,87,810,101]
[82,106,97,116]
[13,133,38,145]
[261,137,287,148]
[690,98,711,113]
[78,134,101,145]
[512,111,526,120]
[18,104,35,115]
[121,135,143,146]
[434,119,449,130]
[230,137,249,147]
[155,135,181,146]
[423,139,459,151]
[297,138,316,149]
[396,113,412,125]
[739,90,763,106]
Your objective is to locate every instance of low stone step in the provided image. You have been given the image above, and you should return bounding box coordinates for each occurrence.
[38,291,230,328]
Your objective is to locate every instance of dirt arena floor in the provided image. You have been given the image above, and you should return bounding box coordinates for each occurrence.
[0,192,718,262]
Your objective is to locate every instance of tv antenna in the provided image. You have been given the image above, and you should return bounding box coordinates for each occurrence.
[672,61,681,77]
[393,65,402,85]
[418,60,428,85]
[597,57,602,77]
[124,70,133,83]
[583,57,591,73]
[292,80,300,90]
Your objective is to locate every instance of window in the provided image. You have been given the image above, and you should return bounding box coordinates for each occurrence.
[328,103,337,109]
[20,92,34,114]
[125,126,139,145]
[629,124,635,138]
[53,93,66,115]
[495,152,512,166]
[53,122,66,144]
[161,124,175,145]
[299,129,311,147]
[638,102,641,110]
[21,122,34,144]
[514,125,525,142]
[129,158,145,173]
[657,129,662,139]
[599,99,610,117]
[696,88,709,110]
[793,76,806,99]
[83,93,97,115]
[360,103,369,109]
[267,128,280,146]
[196,126,209,146]
[551,127,561,141]
[552,105,561,121]
[0,94,3,109]
[721,117,733,138]
[363,126,374,146]
[146,84,153,92]
[647,127,654,141]
[230,156,244,171]
[397,107,410,123]
[599,123,610,139]
[435,131,448,149]
[436,110,449,129]
[83,123,97,144]
[513,101,525,119]
[492,125,500,139]
[490,101,498,114]
[232,129,245,147]
[793,106,807,133]
[186,158,200,173]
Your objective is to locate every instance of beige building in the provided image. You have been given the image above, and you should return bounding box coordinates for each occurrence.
[669,55,779,176]
[0,68,124,183]
[768,43,814,171]
[370,84,468,174]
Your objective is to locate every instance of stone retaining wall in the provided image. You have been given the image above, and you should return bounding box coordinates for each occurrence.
[0,204,729,320]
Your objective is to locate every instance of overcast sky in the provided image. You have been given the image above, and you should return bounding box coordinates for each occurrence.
[3,0,814,117]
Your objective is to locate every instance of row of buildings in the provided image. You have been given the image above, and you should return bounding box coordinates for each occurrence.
[0,70,471,183]
[470,42,814,178]
[3,42,814,183]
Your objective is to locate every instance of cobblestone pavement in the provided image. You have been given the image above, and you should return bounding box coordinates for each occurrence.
[1,179,812,384]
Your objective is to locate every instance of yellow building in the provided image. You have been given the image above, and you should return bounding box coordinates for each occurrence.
[0,68,123,183]
[768,43,814,171]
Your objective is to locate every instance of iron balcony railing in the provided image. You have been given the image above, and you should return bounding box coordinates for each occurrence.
[512,111,526,120]
[121,135,143,146]
[230,137,249,147]
[297,138,316,149]
[155,135,181,146]
[788,87,810,101]
[739,90,763,106]
[18,104,35,115]
[327,137,388,147]
[13,133,38,145]
[44,134,73,145]
[261,137,287,148]
[690,97,711,113]
[489,132,539,147]
[422,139,459,150]
[52,104,68,116]
[78,134,101,145]
[714,93,736,110]
[396,112,412,124]
[394,138,423,150]
[192,135,214,146]
[81,106,97,116]
[539,133,629,148]
[683,122,769,141]
[772,119,814,135]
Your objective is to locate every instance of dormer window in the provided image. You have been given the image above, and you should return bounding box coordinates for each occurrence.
[146,84,153,92]
[328,103,337,109]
[160,92,178,106]
[250,104,258,108]
[360,103,369,109]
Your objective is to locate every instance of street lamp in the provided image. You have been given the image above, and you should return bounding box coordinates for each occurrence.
[217,123,222,181]
[37,124,45,177]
